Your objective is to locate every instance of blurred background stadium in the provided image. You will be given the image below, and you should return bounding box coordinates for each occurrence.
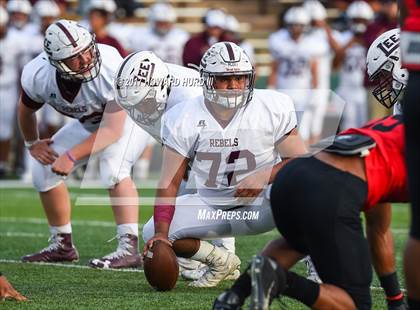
[0,1,408,308]
[0,0,398,181]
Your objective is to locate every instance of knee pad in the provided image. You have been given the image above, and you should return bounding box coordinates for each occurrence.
[32,159,63,192]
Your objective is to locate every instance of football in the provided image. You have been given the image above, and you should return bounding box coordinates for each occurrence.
[144,240,179,291]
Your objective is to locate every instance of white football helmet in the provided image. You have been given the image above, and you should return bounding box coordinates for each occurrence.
[204,9,226,28]
[149,3,177,23]
[114,51,171,125]
[35,0,60,18]
[0,6,9,26]
[284,7,310,25]
[367,28,409,108]
[89,0,117,14]
[44,20,101,82]
[347,1,374,20]
[7,0,32,15]
[225,15,240,33]
[347,1,373,33]
[200,42,255,109]
[303,0,327,21]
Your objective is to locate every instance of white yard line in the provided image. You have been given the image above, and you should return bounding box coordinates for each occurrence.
[0,259,406,292]
[0,180,158,189]
[0,232,47,238]
[0,217,117,227]
[0,259,144,273]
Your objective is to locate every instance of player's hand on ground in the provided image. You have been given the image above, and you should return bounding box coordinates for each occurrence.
[29,139,58,165]
[234,169,270,201]
[51,153,75,176]
[143,233,172,256]
[0,275,27,302]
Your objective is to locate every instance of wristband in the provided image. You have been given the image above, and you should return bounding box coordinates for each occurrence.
[65,151,77,163]
[154,204,175,224]
[24,139,39,149]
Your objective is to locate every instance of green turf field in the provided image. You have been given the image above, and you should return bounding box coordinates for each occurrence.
[0,185,410,309]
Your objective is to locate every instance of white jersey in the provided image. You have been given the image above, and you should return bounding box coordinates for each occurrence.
[107,22,136,51]
[337,31,367,88]
[162,89,297,205]
[126,63,202,142]
[21,44,122,132]
[0,30,28,87]
[307,28,340,89]
[269,29,315,90]
[239,40,255,65]
[129,26,189,65]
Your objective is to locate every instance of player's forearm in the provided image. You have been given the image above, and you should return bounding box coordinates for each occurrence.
[366,224,396,275]
[69,127,121,161]
[153,186,178,236]
[267,61,279,88]
[325,26,341,54]
[268,160,291,183]
[311,61,319,89]
[18,102,39,142]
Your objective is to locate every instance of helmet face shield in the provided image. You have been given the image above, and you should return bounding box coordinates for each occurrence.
[202,71,255,109]
[121,87,168,126]
[370,61,405,108]
[50,40,101,82]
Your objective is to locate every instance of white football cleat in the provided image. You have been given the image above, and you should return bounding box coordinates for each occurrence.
[182,267,240,281]
[189,246,241,288]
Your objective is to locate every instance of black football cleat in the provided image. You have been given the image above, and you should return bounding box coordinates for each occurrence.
[213,290,244,310]
[249,255,286,310]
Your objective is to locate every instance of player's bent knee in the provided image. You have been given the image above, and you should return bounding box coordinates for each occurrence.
[142,218,155,243]
[99,159,131,188]
[32,159,63,192]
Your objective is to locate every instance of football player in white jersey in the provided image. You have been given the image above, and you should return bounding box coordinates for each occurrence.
[334,1,374,130]
[18,20,151,269]
[0,7,28,177]
[32,0,66,137]
[303,0,342,144]
[128,3,189,65]
[115,50,238,278]
[268,7,318,143]
[142,42,307,288]
[6,0,37,36]
[224,15,255,63]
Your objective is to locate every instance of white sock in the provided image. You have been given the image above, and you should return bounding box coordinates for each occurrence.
[117,223,138,237]
[191,240,215,261]
[49,223,72,235]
